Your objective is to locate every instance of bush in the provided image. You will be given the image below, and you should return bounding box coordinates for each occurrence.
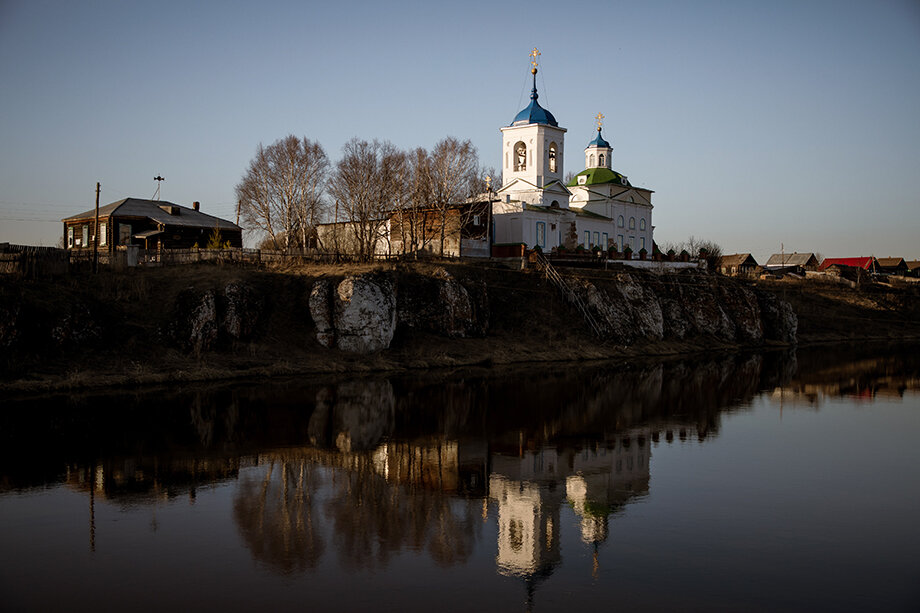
[575,244,586,253]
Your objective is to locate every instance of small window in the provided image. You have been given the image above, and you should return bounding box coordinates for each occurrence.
[618,215,624,228]
[577,175,587,185]
[82,225,89,248]
[100,222,107,246]
[641,237,646,250]
[598,153,605,167]
[618,234,624,249]
[536,221,546,248]
[584,230,590,246]
[639,218,646,231]
[629,217,636,230]
[603,232,609,247]
[589,154,595,167]
[473,215,481,226]
[593,231,600,247]
[67,227,74,248]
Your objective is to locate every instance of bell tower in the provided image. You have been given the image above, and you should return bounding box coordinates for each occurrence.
[500,48,566,193]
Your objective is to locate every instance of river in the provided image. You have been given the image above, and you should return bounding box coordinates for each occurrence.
[1,344,919,611]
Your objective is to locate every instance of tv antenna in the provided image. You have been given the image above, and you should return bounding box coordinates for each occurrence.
[153,175,165,200]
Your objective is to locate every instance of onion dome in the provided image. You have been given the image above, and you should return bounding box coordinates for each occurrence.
[511,67,558,127]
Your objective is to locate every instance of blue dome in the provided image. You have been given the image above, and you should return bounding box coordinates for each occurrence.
[511,97,558,127]
[587,129,610,148]
[511,71,558,127]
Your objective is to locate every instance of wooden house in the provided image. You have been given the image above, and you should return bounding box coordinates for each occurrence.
[62,198,242,252]
[716,253,758,276]
[818,257,878,273]
[764,252,819,272]
[876,257,908,275]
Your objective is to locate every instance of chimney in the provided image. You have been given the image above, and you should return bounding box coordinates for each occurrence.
[193,201,200,211]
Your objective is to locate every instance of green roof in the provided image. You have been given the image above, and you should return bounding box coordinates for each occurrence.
[566,167,631,187]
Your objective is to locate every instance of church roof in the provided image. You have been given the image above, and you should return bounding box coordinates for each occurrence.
[511,69,558,127]
[566,168,631,187]
[586,129,610,149]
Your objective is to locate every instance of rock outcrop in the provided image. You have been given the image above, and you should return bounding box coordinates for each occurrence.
[396,267,488,338]
[171,281,263,352]
[574,270,796,346]
[309,274,396,353]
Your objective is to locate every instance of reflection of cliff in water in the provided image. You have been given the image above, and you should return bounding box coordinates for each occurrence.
[7,347,890,580]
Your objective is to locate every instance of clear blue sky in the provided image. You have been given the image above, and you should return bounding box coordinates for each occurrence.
[1,0,918,262]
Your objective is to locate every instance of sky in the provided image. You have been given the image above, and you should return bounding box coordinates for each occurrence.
[1,0,918,263]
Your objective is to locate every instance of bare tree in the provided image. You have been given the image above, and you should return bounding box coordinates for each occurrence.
[236,135,329,250]
[329,139,405,261]
[429,137,479,256]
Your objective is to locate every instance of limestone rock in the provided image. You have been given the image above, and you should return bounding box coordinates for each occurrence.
[308,279,335,348]
[757,290,798,343]
[222,281,262,341]
[396,267,488,338]
[335,275,396,353]
[173,287,218,353]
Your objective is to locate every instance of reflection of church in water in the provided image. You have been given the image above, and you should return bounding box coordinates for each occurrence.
[488,430,650,579]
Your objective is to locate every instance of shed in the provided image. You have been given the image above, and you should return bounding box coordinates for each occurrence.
[764,252,819,271]
[876,257,908,275]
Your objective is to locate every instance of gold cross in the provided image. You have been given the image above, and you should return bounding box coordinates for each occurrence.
[595,112,605,131]
[530,47,541,70]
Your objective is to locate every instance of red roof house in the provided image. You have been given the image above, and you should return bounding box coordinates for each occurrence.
[818,257,878,272]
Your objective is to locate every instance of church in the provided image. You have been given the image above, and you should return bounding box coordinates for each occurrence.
[492,49,654,255]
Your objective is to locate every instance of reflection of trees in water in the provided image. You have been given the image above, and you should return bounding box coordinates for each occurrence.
[233,458,325,575]
[324,460,480,570]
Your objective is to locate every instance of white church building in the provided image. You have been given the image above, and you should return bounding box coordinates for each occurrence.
[493,50,654,255]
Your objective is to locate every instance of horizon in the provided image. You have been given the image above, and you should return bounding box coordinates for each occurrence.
[2,0,918,265]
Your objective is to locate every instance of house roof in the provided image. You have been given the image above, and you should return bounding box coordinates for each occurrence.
[765,252,817,267]
[571,207,611,220]
[818,257,877,271]
[63,198,240,231]
[876,257,906,268]
[906,261,920,271]
[718,253,758,268]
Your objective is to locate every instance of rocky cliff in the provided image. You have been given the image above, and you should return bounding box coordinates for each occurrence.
[0,263,801,388]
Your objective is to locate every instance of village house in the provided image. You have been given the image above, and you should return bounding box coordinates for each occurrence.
[876,257,908,275]
[716,253,758,276]
[906,261,920,277]
[62,198,242,252]
[818,257,879,273]
[764,252,819,273]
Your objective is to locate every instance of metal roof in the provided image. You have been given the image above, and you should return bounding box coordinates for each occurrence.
[63,198,240,230]
[586,128,611,149]
[818,257,877,271]
[765,253,818,267]
[511,72,558,127]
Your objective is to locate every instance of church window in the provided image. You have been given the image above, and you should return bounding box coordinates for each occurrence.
[598,153,605,167]
[584,230,590,246]
[618,234,624,249]
[577,175,587,185]
[589,154,595,167]
[593,231,600,247]
[514,141,527,171]
[639,218,646,231]
[548,142,557,173]
[629,217,636,230]
[536,222,545,248]
[618,215,624,228]
[641,237,646,250]
[603,232,609,247]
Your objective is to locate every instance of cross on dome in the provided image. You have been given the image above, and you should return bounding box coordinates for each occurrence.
[530,47,541,72]
[595,112,605,132]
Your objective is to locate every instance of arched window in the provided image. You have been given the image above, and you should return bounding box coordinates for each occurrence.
[639,218,646,231]
[618,215,624,228]
[589,154,595,167]
[598,153,605,167]
[514,142,527,171]
[629,217,636,230]
[548,142,557,173]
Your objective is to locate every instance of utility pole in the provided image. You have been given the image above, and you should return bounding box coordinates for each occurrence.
[93,182,100,274]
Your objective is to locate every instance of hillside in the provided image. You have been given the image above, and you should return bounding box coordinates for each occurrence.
[0,260,917,394]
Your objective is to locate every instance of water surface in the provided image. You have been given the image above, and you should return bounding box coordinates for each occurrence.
[2,345,919,611]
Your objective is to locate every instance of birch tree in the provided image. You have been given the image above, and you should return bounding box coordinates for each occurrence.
[429,137,479,256]
[236,135,329,250]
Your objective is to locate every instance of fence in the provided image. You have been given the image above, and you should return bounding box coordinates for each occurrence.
[0,243,69,278]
